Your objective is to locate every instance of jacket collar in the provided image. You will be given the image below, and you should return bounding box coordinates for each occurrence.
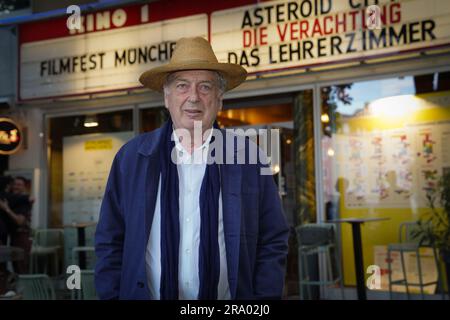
[138,127,164,157]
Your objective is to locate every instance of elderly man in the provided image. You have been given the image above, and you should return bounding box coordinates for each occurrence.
[95,37,289,300]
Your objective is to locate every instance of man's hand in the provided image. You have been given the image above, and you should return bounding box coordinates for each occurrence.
[0,199,26,226]
[0,199,10,212]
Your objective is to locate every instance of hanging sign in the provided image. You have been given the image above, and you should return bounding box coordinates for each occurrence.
[0,118,22,155]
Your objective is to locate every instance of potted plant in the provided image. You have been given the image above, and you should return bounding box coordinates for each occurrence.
[413,170,450,297]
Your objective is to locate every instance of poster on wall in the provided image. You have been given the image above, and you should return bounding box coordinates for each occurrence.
[334,121,450,209]
[62,131,132,267]
[62,131,133,225]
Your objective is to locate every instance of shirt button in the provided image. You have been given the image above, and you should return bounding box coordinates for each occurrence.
[186,218,190,223]
[185,281,189,287]
[186,249,190,254]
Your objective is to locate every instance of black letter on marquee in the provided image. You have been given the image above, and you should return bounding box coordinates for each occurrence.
[421,20,436,41]
[241,10,253,28]
[330,36,343,55]
[40,61,47,77]
[346,32,357,53]
[115,50,127,67]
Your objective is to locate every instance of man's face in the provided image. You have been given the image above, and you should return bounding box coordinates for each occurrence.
[164,70,223,133]
[12,179,26,195]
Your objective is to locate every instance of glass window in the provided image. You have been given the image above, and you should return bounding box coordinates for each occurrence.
[47,109,133,268]
[0,0,30,15]
[221,97,295,224]
[222,93,307,297]
[321,71,450,291]
[140,107,168,133]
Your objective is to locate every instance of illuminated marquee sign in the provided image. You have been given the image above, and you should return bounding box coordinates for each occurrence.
[19,6,207,100]
[210,0,450,73]
[0,118,22,155]
[19,0,450,100]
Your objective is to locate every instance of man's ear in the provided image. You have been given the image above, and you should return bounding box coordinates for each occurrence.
[163,92,169,110]
[218,94,224,111]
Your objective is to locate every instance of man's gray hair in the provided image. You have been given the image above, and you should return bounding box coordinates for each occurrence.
[163,71,227,95]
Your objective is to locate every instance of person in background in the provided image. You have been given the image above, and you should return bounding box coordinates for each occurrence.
[0,176,33,274]
[0,175,13,246]
[0,176,13,295]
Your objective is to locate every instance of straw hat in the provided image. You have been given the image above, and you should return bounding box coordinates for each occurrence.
[139,37,247,92]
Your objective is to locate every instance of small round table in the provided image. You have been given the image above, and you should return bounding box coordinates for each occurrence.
[63,222,97,269]
[328,217,390,300]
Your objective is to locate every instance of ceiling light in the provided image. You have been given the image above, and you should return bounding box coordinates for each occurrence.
[84,114,98,128]
[321,113,330,123]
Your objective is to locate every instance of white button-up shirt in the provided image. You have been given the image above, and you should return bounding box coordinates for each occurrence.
[145,130,230,300]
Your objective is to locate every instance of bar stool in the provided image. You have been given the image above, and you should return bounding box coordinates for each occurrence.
[17,274,56,300]
[296,223,345,300]
[387,221,445,300]
[71,270,97,300]
[29,229,64,276]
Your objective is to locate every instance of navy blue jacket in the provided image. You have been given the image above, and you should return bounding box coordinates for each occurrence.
[94,127,289,299]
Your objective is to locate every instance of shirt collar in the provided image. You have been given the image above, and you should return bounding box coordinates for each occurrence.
[172,127,213,156]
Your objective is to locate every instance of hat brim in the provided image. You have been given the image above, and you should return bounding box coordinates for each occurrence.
[139,61,247,93]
